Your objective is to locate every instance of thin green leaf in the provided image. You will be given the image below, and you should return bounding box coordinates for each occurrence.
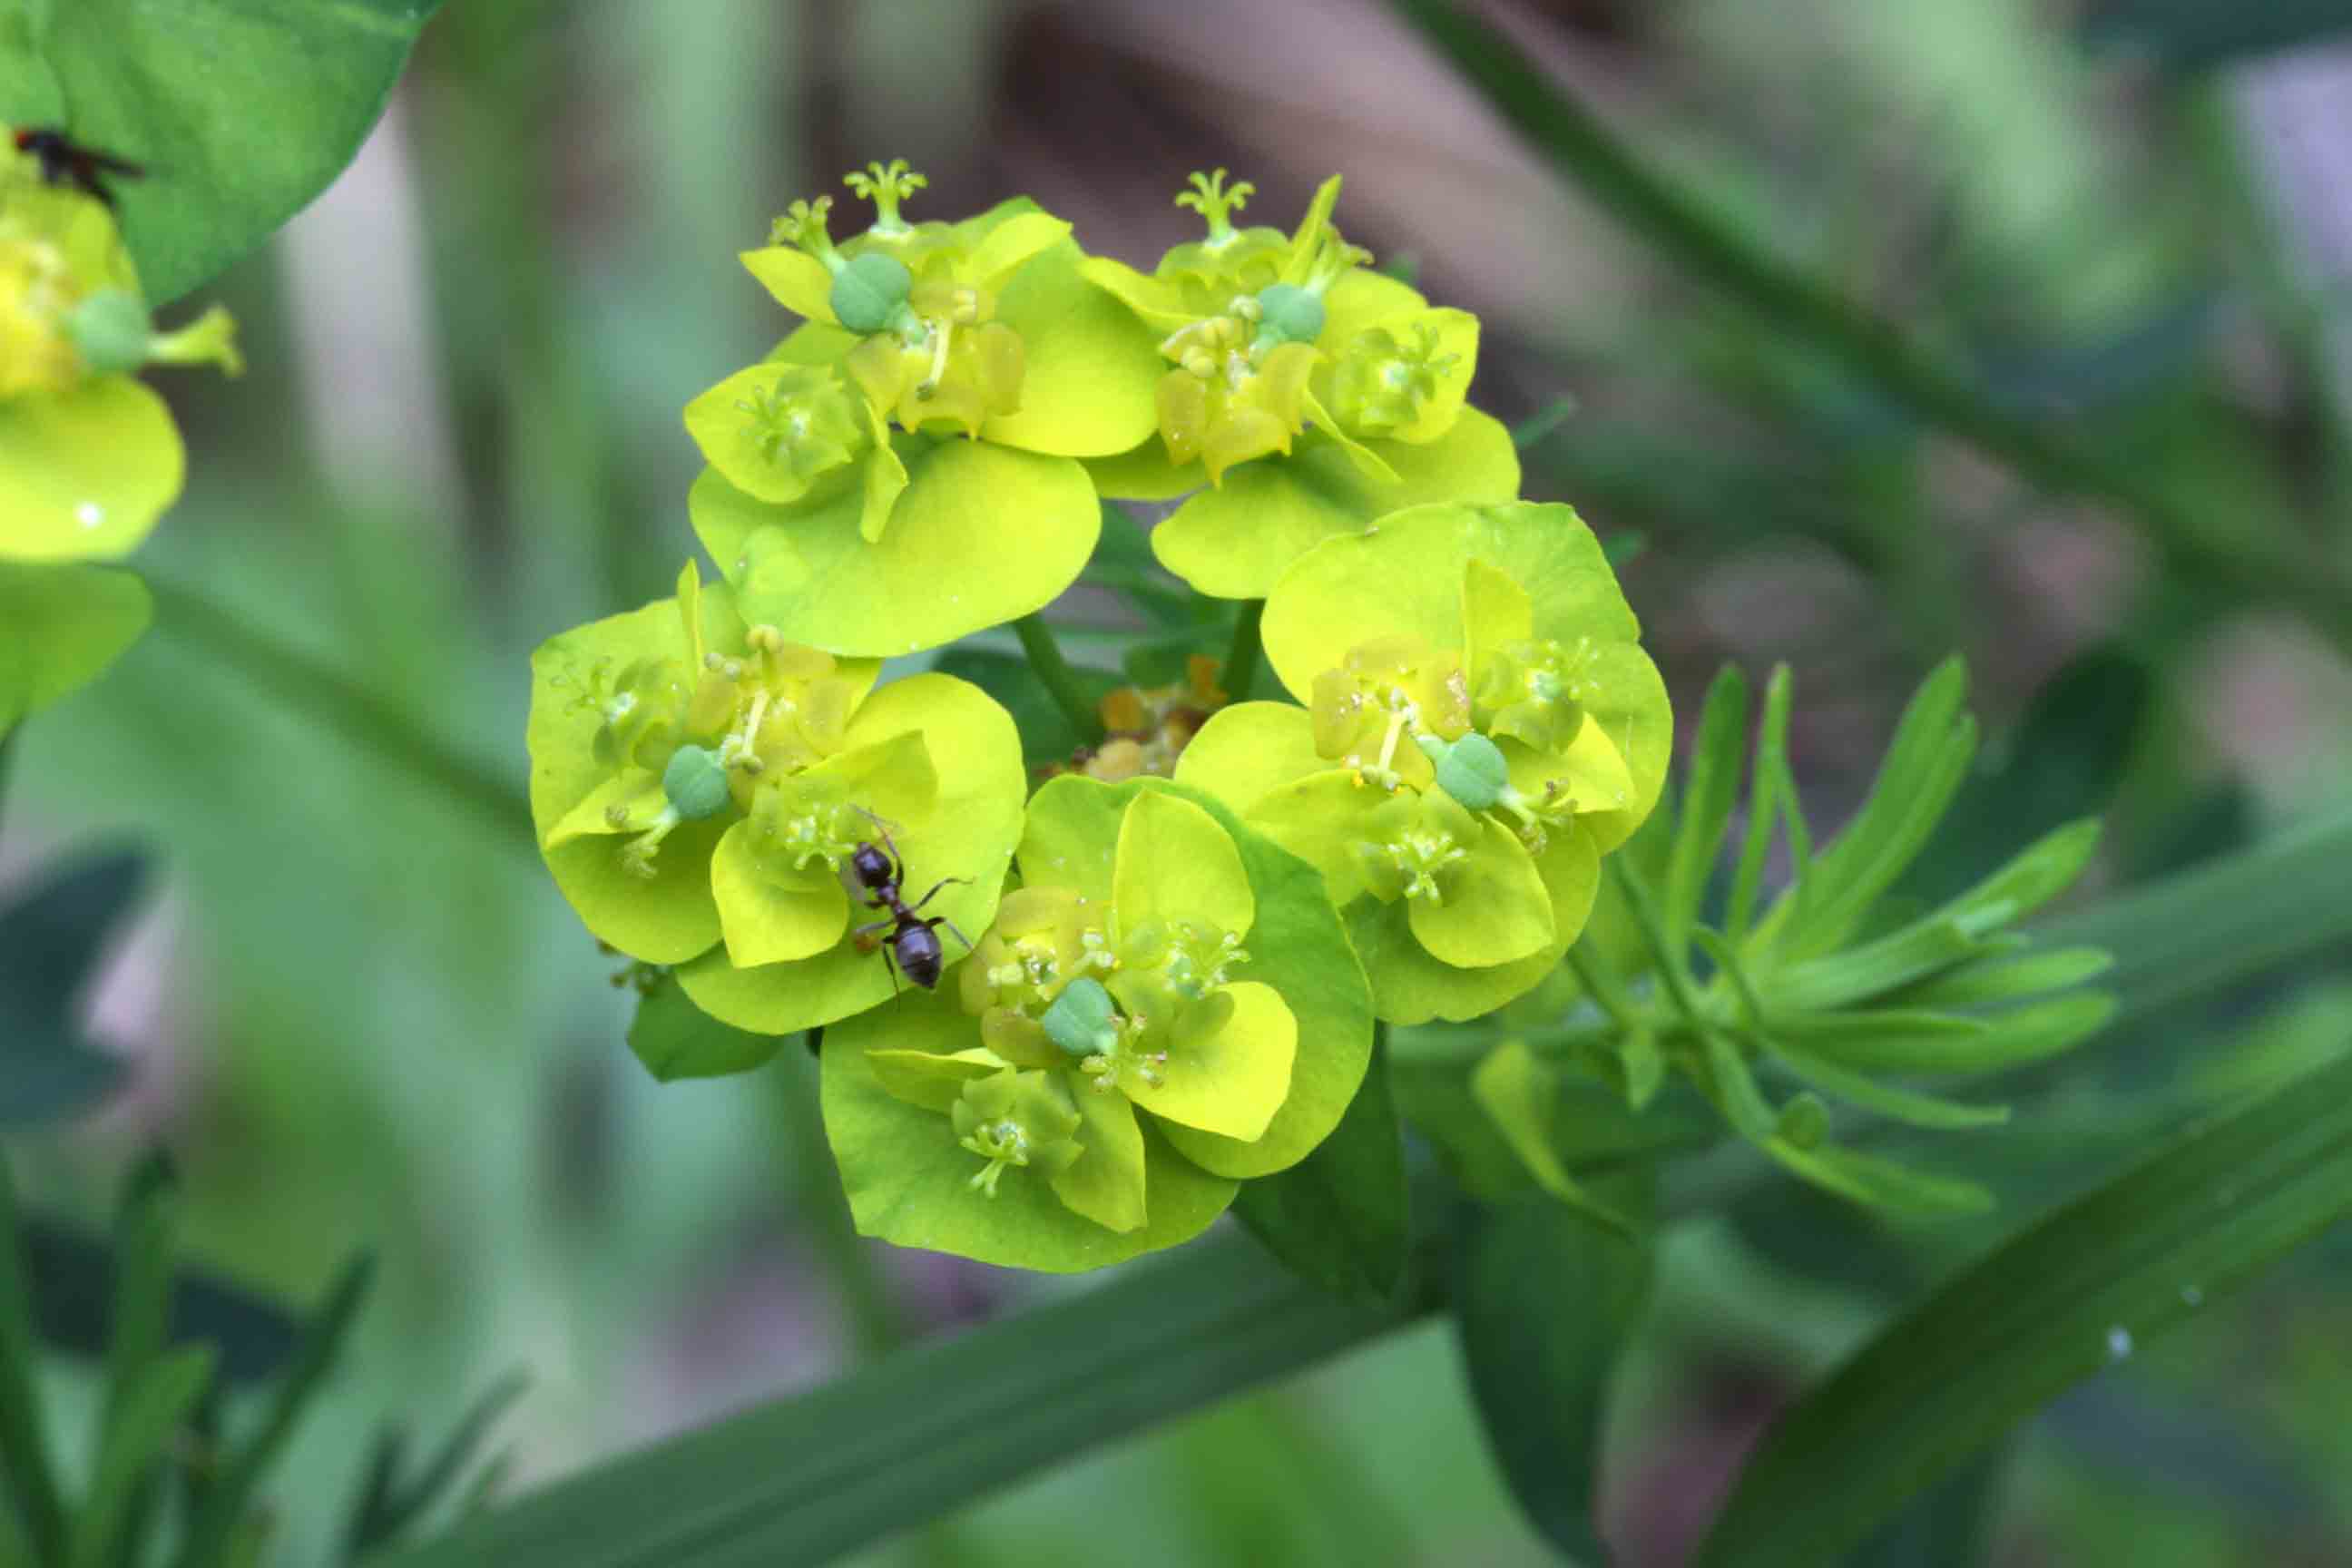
[1764,659,1971,961]
[1724,663,1790,943]
[1753,1034,2011,1132]
[70,1347,217,1568]
[370,1231,1431,1568]
[176,1253,375,1568]
[1662,666,1749,942]
[95,1153,181,1568]
[2042,807,2352,1028]
[1889,946,2113,1011]
[20,1216,299,1384]
[1471,1043,1633,1234]
[1233,1034,1408,1302]
[1765,918,1993,1014]
[1698,1032,1779,1144]
[1939,818,2103,937]
[1798,994,2115,1077]
[1450,1188,1650,1565]
[1696,1043,2352,1568]
[346,1372,533,1555]
[0,1154,67,1563]
[1510,395,1578,449]
[1762,1142,1994,1221]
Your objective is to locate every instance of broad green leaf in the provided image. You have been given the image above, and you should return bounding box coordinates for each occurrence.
[1450,1185,1650,1566]
[17,1214,297,1384]
[1696,1043,2352,1568]
[1231,1034,1408,1301]
[376,1230,1430,1568]
[627,975,782,1083]
[0,0,447,304]
[0,845,146,1126]
[69,1344,216,1568]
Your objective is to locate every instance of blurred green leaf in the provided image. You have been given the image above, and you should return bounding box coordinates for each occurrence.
[71,1345,217,1568]
[1725,665,1792,943]
[0,1153,67,1562]
[1903,648,2148,908]
[93,1153,180,1564]
[374,1230,1433,1568]
[0,564,152,742]
[1662,667,1747,943]
[0,845,146,1128]
[627,974,780,1083]
[2082,0,2352,69]
[1845,1447,2004,1568]
[1759,1140,1992,1221]
[1472,1042,1633,1232]
[20,1215,299,1384]
[931,647,1117,766]
[1450,1188,1649,1566]
[1233,1035,1408,1301]
[345,1371,531,1557]
[0,0,446,303]
[176,1253,375,1568]
[1694,1040,2352,1567]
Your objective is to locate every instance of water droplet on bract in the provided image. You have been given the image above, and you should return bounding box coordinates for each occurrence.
[2180,1284,2203,1308]
[2105,1325,2133,1361]
[75,501,104,528]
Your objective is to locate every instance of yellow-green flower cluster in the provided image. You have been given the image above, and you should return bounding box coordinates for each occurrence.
[532,160,1665,1272]
[1,139,241,738]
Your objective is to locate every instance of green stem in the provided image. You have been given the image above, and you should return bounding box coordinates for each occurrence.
[1221,599,1265,703]
[776,1044,909,1362]
[1605,858,1712,1030]
[144,581,534,854]
[1012,613,1105,748]
[0,725,18,853]
[1387,0,2352,653]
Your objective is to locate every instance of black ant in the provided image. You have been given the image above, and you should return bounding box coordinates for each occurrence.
[12,128,143,209]
[844,808,971,991]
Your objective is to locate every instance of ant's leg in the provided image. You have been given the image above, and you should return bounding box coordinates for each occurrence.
[882,940,902,996]
[851,915,895,953]
[906,876,975,914]
[932,916,975,953]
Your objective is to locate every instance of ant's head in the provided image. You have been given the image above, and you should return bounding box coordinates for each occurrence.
[848,841,897,893]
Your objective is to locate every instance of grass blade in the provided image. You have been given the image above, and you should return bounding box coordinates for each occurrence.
[0,1153,67,1563]
[372,1231,1434,1568]
[1696,1042,2352,1568]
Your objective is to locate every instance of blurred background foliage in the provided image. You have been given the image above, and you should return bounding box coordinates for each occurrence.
[8,0,2352,1563]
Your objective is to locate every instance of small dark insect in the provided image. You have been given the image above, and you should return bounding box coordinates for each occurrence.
[13,127,144,208]
[845,808,972,991]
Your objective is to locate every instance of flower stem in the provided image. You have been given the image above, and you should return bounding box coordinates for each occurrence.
[144,580,534,853]
[1222,599,1265,703]
[777,1042,910,1362]
[1013,613,1105,747]
[1388,0,2352,655]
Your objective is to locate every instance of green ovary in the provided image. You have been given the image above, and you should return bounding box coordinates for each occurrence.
[1328,318,1460,437]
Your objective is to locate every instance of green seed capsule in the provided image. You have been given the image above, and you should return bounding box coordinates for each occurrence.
[829,250,914,334]
[1419,730,1509,810]
[662,744,733,821]
[1042,976,1121,1060]
[63,290,153,376]
[1253,282,1325,345]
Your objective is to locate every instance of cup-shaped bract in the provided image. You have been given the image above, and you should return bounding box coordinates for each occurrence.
[527,561,1027,1042]
[1177,501,1671,1024]
[0,155,239,563]
[1077,172,1520,599]
[685,162,1166,656]
[822,776,1374,1271]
